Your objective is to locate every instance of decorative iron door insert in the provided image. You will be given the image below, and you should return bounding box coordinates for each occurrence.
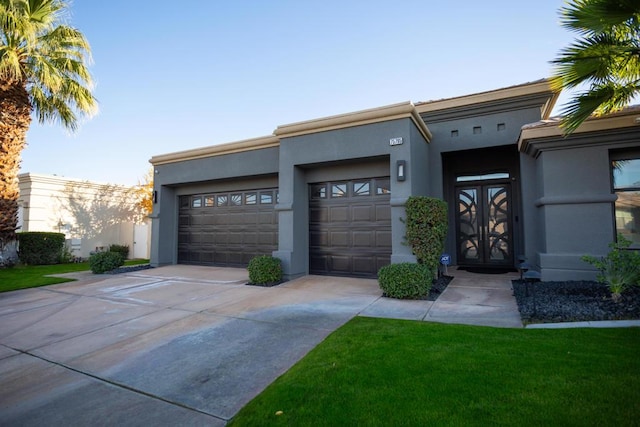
[456,183,513,266]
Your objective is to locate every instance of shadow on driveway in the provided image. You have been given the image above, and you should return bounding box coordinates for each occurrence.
[0,266,382,425]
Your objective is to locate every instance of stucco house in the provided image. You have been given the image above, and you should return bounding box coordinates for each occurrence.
[18,173,151,260]
[148,79,640,281]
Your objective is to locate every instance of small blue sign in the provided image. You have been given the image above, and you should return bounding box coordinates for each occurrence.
[440,254,451,265]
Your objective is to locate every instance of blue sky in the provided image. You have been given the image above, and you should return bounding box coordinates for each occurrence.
[21,1,575,186]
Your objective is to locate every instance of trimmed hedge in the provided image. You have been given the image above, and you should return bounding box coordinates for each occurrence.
[89,251,125,274]
[109,244,130,260]
[404,197,448,273]
[247,255,282,285]
[378,262,432,299]
[17,232,66,265]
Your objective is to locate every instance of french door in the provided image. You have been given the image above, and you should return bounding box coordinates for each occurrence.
[455,183,513,267]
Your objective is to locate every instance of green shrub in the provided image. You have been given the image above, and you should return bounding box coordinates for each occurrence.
[378,262,432,299]
[89,251,124,274]
[109,244,130,260]
[247,255,282,285]
[582,234,640,302]
[59,244,75,264]
[17,232,66,265]
[404,197,448,274]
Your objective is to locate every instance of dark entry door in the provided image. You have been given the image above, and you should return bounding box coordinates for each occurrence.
[456,183,513,267]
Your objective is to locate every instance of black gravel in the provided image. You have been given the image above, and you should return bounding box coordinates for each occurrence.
[426,275,453,301]
[104,264,154,274]
[512,280,640,324]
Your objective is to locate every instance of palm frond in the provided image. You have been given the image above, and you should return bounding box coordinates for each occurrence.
[561,0,640,34]
[559,80,640,133]
[552,0,640,135]
[1,0,96,127]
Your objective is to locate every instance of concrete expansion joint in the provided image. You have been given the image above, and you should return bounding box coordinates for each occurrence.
[156,277,247,286]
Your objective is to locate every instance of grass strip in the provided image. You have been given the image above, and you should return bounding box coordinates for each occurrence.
[0,259,149,293]
[230,316,640,426]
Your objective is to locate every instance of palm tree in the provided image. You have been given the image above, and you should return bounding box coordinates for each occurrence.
[551,0,640,134]
[0,0,96,250]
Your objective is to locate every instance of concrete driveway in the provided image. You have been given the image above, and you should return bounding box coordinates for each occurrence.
[1,265,523,425]
[0,266,387,426]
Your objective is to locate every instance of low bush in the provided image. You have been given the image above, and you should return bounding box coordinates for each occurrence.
[17,232,66,265]
[109,244,130,260]
[582,234,640,302]
[247,255,282,285]
[89,251,124,274]
[378,262,432,299]
[59,244,75,264]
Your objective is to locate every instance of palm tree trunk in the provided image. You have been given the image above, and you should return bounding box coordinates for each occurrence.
[0,82,32,248]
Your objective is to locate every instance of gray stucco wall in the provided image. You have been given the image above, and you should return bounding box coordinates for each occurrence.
[275,118,428,278]
[536,147,615,280]
[150,147,279,266]
[523,133,637,280]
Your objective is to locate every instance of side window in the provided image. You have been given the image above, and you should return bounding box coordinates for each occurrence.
[612,157,640,247]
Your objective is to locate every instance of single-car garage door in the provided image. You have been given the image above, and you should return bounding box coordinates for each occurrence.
[309,177,391,278]
[178,189,278,267]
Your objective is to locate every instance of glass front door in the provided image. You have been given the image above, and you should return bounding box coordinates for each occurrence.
[456,183,513,266]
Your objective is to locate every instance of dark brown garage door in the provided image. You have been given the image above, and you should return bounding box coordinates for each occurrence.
[178,189,278,267]
[309,178,391,278]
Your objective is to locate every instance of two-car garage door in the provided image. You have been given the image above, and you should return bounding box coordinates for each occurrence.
[177,177,391,277]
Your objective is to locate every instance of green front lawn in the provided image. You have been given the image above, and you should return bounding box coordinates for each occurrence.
[230,317,640,426]
[0,259,150,293]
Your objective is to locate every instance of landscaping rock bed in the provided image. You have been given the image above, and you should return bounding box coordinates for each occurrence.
[512,280,640,324]
[104,264,154,274]
[427,275,453,301]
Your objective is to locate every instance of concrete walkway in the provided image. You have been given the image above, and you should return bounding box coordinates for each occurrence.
[362,267,522,327]
[0,265,521,425]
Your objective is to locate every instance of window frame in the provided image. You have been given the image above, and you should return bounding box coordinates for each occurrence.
[610,150,640,248]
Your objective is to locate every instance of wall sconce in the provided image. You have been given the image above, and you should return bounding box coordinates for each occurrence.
[396,160,406,182]
[153,190,158,204]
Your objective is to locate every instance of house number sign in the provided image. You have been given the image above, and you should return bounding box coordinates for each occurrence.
[389,137,403,146]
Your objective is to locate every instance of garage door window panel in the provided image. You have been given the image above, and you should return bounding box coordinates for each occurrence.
[260,191,273,204]
[312,184,327,199]
[332,183,347,198]
[354,181,370,196]
[376,179,391,195]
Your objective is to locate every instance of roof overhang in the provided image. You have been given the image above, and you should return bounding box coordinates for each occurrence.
[416,79,559,122]
[150,135,280,166]
[518,107,640,157]
[274,102,432,142]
